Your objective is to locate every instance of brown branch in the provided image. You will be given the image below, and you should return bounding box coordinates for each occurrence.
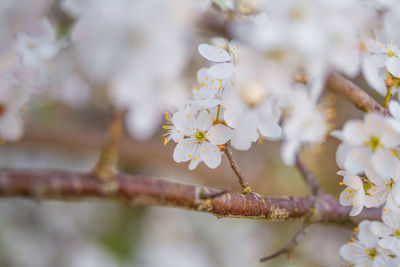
[92,109,125,181]
[327,72,390,116]
[224,143,252,193]
[0,169,380,224]
[295,155,321,196]
[260,224,311,262]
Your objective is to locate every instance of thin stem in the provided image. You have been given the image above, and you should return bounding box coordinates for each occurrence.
[92,109,125,182]
[224,143,252,193]
[295,155,321,196]
[260,224,311,262]
[384,85,393,108]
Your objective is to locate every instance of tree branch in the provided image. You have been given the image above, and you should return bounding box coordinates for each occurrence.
[0,169,380,224]
[259,224,311,262]
[327,72,390,116]
[224,144,252,193]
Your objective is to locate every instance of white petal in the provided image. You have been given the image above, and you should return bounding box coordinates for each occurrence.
[343,120,367,145]
[369,54,388,68]
[198,44,231,62]
[199,142,221,169]
[344,147,370,174]
[281,139,300,166]
[0,113,24,141]
[206,124,232,145]
[340,243,359,262]
[358,220,379,247]
[206,63,234,79]
[362,57,387,95]
[173,139,196,163]
[365,39,385,54]
[349,205,363,216]
[343,174,363,189]
[387,57,400,78]
[378,236,400,250]
[196,110,213,131]
[336,143,350,169]
[197,68,209,83]
[330,130,343,140]
[372,149,400,178]
[370,221,392,238]
[389,101,400,121]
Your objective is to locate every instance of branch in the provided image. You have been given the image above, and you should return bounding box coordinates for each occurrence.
[259,224,311,262]
[0,169,380,224]
[327,72,390,116]
[295,155,321,196]
[92,109,125,181]
[224,144,252,193]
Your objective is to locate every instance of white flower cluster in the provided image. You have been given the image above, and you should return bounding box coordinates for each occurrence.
[164,37,329,169]
[335,104,400,265]
[0,17,63,141]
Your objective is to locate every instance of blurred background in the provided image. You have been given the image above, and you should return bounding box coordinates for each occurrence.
[0,0,382,266]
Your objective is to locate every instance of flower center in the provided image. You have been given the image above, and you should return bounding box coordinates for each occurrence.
[367,136,381,151]
[366,248,378,259]
[195,131,206,142]
[240,82,265,108]
[387,50,397,57]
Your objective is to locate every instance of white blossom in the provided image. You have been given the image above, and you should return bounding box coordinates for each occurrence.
[16,18,64,69]
[172,110,232,170]
[281,86,328,165]
[198,39,240,79]
[340,220,395,267]
[335,112,400,178]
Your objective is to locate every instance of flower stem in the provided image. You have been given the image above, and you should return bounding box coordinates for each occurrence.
[384,85,393,108]
[224,143,252,193]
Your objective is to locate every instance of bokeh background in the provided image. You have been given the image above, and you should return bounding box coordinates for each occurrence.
[0,0,383,266]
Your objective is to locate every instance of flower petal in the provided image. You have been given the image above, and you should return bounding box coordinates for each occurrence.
[199,142,221,169]
[198,44,231,62]
[196,110,213,132]
[206,63,234,79]
[387,56,400,78]
[371,149,400,178]
[173,139,196,163]
[206,124,232,145]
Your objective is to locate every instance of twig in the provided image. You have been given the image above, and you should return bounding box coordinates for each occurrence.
[92,109,125,181]
[0,169,381,224]
[224,143,252,193]
[259,224,311,262]
[327,72,390,116]
[384,85,392,108]
[295,155,321,196]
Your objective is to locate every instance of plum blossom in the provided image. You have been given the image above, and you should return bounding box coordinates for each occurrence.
[198,39,240,79]
[340,220,396,267]
[334,112,400,178]
[281,86,328,165]
[16,18,64,69]
[172,110,232,170]
[365,167,400,213]
[191,68,232,111]
[370,210,400,255]
[362,40,400,95]
[338,171,374,216]
[222,54,285,150]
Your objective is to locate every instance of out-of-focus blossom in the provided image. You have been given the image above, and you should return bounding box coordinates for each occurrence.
[281,86,328,165]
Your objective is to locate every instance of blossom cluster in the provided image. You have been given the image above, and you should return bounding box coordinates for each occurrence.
[334,104,400,265]
[2,0,400,265]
